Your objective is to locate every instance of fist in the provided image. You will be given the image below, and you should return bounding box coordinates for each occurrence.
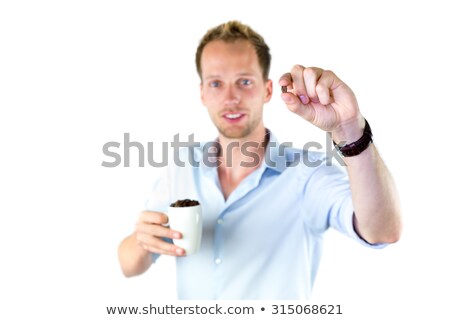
[279,65,365,141]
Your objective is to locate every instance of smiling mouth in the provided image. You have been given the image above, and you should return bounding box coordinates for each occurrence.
[224,113,244,120]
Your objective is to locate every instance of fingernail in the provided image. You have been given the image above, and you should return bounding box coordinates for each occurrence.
[299,95,308,104]
[173,232,181,239]
[176,248,183,255]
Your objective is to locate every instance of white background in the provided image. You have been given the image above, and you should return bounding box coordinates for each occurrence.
[1,0,449,319]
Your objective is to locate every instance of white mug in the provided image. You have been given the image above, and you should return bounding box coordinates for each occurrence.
[167,204,202,255]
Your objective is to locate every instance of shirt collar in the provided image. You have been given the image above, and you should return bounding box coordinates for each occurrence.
[198,129,289,174]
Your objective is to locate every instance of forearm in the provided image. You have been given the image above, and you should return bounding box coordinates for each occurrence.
[343,143,402,244]
[118,233,153,277]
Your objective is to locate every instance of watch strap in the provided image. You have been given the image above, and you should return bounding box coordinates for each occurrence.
[333,119,373,157]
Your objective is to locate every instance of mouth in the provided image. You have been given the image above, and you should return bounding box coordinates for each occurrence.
[223,113,245,122]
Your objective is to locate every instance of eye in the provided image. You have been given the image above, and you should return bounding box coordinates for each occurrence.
[240,79,253,86]
[209,80,221,88]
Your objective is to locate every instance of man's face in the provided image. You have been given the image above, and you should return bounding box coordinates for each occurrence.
[200,40,272,139]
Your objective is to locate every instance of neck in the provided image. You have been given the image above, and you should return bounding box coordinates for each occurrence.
[216,126,268,200]
[217,125,268,184]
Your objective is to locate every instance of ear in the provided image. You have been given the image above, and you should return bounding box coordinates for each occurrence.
[264,79,273,103]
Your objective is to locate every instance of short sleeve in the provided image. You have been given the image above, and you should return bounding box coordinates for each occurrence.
[302,157,387,249]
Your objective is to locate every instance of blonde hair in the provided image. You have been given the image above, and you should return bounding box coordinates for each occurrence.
[195,20,271,80]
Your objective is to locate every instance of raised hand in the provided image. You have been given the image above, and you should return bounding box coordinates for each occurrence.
[279,65,365,143]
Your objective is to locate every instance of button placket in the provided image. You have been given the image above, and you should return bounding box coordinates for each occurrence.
[214,215,225,267]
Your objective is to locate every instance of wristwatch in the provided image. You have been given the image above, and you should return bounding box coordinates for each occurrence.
[333,119,373,157]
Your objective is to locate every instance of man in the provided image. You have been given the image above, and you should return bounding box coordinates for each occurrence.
[118,21,401,299]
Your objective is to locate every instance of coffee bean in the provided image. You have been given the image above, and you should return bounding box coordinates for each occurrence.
[281,86,287,93]
[170,199,200,207]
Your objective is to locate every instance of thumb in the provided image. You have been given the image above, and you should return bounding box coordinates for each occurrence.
[281,93,314,122]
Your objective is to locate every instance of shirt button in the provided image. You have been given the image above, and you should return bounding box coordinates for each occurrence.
[217,219,224,225]
[215,258,222,264]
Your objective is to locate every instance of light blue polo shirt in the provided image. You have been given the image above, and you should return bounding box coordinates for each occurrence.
[145,132,385,300]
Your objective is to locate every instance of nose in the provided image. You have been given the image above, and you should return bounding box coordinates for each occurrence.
[224,85,240,107]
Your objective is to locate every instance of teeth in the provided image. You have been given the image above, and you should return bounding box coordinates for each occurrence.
[225,114,242,119]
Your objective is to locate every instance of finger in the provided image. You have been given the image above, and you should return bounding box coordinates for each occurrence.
[290,64,309,105]
[138,211,168,225]
[142,243,185,257]
[137,233,185,256]
[303,67,324,104]
[278,72,293,89]
[280,91,315,122]
[316,70,336,105]
[135,223,182,240]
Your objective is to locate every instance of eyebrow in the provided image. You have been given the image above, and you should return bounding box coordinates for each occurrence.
[203,75,221,80]
[203,73,257,80]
